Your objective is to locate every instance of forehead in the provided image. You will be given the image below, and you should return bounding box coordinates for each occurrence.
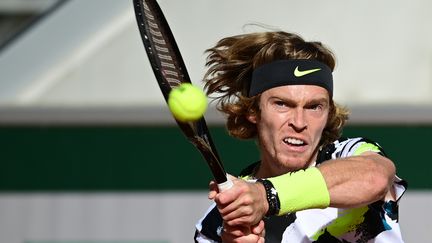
[261,85,330,101]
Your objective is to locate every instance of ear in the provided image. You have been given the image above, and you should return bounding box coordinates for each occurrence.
[247,113,258,124]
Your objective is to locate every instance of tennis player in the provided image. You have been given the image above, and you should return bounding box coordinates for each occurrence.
[194,31,407,242]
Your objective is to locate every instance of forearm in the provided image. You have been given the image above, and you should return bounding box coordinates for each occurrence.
[267,152,396,215]
[318,152,396,208]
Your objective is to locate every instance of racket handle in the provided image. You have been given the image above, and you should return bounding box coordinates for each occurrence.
[217,176,233,192]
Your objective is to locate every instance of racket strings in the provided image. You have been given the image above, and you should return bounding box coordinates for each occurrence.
[142,0,182,87]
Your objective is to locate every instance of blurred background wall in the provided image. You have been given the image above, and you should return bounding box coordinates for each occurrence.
[0,0,431,242]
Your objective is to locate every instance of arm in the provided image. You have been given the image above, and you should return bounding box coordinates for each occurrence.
[320,151,396,208]
[214,152,396,227]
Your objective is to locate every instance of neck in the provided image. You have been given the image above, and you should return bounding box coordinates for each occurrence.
[255,147,320,178]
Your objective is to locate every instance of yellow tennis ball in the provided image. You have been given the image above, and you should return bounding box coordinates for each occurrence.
[168,83,208,122]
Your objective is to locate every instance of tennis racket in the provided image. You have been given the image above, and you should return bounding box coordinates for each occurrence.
[133,0,232,190]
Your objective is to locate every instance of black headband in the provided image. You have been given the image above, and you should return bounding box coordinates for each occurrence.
[248,59,333,97]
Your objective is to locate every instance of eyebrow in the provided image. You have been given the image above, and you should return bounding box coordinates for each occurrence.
[270,96,329,105]
[306,97,329,105]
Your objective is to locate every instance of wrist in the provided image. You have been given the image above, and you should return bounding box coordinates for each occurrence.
[257,178,280,216]
[268,167,330,215]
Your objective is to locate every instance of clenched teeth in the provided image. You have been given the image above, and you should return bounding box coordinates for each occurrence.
[284,137,305,145]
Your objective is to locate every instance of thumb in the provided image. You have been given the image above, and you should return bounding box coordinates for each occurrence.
[208,180,218,200]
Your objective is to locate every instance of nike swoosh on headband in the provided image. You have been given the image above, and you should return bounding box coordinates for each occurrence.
[294,66,321,77]
[249,59,333,97]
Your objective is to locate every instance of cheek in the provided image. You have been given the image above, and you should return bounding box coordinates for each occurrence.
[256,117,279,146]
[309,114,329,140]
[260,113,283,134]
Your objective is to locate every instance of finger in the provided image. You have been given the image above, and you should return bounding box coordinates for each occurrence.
[218,204,258,226]
[215,178,250,209]
[221,230,260,243]
[222,224,249,237]
[217,195,248,215]
[219,198,257,225]
[221,208,255,226]
[208,181,218,200]
[251,220,265,235]
[225,217,256,228]
[215,181,242,205]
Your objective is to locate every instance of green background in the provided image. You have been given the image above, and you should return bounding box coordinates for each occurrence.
[0,125,428,191]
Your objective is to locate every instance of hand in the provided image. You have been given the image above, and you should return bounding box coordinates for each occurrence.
[221,220,265,243]
[209,175,268,227]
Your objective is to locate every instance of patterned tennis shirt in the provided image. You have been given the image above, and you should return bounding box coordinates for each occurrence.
[194,137,407,243]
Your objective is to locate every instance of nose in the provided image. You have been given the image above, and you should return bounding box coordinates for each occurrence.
[289,108,307,131]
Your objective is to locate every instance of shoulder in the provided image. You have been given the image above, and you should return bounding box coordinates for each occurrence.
[238,161,260,178]
[317,137,386,164]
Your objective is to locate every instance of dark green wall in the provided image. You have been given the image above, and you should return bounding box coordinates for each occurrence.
[0,125,429,191]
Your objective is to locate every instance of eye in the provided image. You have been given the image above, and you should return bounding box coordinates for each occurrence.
[307,103,324,111]
[271,99,292,112]
[274,100,287,107]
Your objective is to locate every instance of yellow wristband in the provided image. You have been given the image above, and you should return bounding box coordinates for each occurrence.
[268,167,330,215]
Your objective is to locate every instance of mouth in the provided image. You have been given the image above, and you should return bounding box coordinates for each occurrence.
[283,137,307,147]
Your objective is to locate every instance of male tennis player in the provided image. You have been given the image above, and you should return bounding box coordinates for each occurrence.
[194,31,407,242]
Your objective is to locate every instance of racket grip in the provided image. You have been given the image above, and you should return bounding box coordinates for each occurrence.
[217,176,233,192]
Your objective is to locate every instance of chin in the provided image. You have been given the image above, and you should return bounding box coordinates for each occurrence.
[278,158,309,172]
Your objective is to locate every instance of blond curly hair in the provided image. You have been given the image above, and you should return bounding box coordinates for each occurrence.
[204,31,349,146]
